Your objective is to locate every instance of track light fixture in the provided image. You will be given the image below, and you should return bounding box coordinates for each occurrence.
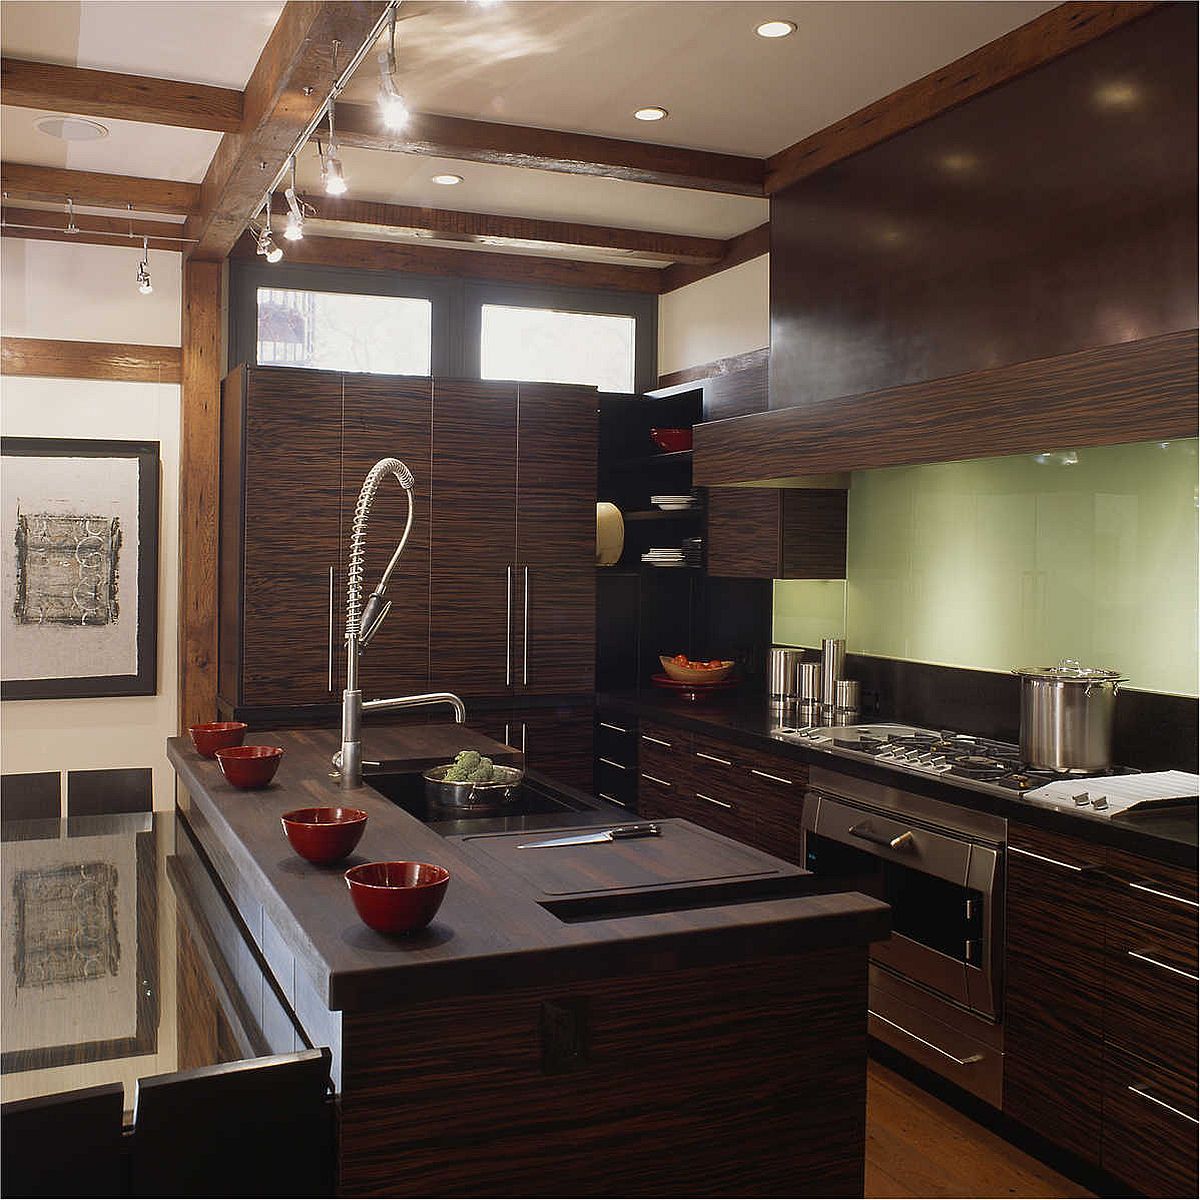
[136,236,153,294]
[256,194,284,263]
[65,196,79,234]
[283,157,310,241]
[377,9,409,130]
[321,102,348,196]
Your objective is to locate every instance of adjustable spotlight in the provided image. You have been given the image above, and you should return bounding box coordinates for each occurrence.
[283,158,308,241]
[256,195,284,263]
[136,236,153,294]
[322,103,348,196]
[377,10,409,130]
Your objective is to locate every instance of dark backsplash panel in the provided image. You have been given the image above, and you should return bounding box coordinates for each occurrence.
[847,653,1197,772]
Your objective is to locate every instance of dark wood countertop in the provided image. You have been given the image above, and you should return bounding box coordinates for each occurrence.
[167,725,890,1013]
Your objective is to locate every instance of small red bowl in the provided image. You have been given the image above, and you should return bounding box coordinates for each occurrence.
[189,721,248,758]
[281,806,368,865]
[650,427,693,453]
[215,745,284,789]
[345,861,450,935]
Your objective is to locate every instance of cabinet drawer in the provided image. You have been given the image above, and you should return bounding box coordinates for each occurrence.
[687,783,746,842]
[595,716,638,765]
[1103,1044,1199,1198]
[594,758,635,810]
[1106,849,1198,970]
[637,768,681,820]
[1104,937,1199,1075]
[639,725,689,782]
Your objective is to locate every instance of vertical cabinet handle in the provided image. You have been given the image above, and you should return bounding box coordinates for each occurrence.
[505,566,513,687]
[327,566,335,692]
[522,566,530,686]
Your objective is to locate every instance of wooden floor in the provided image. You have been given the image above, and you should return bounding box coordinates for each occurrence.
[866,1061,1094,1199]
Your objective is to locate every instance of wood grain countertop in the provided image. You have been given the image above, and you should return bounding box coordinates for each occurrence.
[167,725,890,1013]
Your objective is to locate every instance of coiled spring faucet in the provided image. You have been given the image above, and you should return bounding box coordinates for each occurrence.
[339,458,466,790]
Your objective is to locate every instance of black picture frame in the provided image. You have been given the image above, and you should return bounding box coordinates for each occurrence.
[1,437,160,700]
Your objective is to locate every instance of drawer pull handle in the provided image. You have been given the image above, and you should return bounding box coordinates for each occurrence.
[599,722,629,734]
[1008,844,1100,873]
[869,1011,983,1067]
[1127,949,1200,982]
[598,792,628,808]
[696,751,733,766]
[850,822,914,851]
[598,757,628,771]
[1127,1086,1200,1127]
[640,773,671,788]
[642,734,672,747]
[696,792,733,810]
[750,768,794,786]
[1129,880,1200,910]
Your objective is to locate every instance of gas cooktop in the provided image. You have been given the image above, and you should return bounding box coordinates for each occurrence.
[771,721,1136,808]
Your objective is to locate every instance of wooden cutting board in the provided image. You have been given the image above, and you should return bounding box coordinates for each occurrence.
[461,820,789,897]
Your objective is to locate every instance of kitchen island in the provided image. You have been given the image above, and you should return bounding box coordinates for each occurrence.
[168,725,890,1198]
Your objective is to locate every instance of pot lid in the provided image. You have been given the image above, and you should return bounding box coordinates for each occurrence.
[1013,658,1124,682]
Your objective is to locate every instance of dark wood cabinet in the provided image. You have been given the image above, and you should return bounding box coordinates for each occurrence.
[708,487,848,579]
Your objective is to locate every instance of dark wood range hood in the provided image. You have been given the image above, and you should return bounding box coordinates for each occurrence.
[696,4,1198,487]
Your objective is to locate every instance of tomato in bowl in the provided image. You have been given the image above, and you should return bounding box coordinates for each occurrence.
[659,654,735,684]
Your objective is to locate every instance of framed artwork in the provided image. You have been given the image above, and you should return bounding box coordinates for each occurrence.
[1,438,159,700]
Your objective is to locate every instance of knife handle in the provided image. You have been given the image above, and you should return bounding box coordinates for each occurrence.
[609,823,660,839]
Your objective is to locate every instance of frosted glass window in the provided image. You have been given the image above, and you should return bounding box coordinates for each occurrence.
[480,304,636,392]
[256,288,431,375]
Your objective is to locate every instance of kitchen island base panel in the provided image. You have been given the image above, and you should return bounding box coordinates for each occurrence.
[339,946,867,1198]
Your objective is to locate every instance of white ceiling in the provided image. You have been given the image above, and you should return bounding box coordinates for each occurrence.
[1,0,1059,246]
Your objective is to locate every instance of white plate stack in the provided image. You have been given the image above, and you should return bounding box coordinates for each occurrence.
[641,547,686,567]
[652,493,699,511]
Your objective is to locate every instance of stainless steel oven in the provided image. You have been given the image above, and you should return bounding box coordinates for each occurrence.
[801,764,1007,1106]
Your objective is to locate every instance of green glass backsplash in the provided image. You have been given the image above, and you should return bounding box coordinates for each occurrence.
[772,440,1199,696]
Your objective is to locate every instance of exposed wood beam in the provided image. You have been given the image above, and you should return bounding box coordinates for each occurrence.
[1,336,182,382]
[765,1,1164,195]
[300,195,725,264]
[659,223,769,294]
[0,57,243,132]
[186,1,390,262]
[330,105,766,196]
[2,205,186,252]
[238,229,664,293]
[178,261,223,730]
[0,162,199,215]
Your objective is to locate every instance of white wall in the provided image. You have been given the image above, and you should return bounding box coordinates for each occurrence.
[1,238,182,810]
[657,253,769,376]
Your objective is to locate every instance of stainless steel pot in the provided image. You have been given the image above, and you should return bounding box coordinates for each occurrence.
[1013,660,1125,772]
[423,764,525,812]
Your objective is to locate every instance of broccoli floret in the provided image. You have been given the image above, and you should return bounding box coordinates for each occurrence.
[442,765,470,782]
[467,764,494,783]
[453,749,482,772]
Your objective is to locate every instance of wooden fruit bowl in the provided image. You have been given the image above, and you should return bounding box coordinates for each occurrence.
[659,656,735,684]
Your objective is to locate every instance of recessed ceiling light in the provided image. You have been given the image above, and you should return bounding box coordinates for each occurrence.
[634,106,668,122]
[1094,80,1140,110]
[36,115,109,141]
[939,152,978,173]
[756,20,797,38]
[431,173,463,185]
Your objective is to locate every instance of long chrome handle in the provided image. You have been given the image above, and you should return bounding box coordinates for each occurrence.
[1128,1086,1199,1126]
[750,768,794,786]
[696,751,733,766]
[850,822,914,851]
[599,721,629,734]
[1130,880,1200,909]
[598,792,628,808]
[1127,949,1200,982]
[327,566,335,692]
[696,792,733,810]
[522,565,529,686]
[599,757,628,771]
[642,734,672,748]
[869,1011,984,1067]
[1009,844,1100,873]
[505,566,513,687]
[640,773,671,787]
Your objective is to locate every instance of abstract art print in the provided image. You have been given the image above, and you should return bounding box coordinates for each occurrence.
[1,438,159,699]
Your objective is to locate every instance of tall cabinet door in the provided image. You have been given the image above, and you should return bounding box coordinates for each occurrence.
[514,382,597,695]
[240,367,344,706]
[342,374,433,699]
[428,380,518,697]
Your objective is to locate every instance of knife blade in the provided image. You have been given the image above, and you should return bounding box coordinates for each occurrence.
[517,823,661,849]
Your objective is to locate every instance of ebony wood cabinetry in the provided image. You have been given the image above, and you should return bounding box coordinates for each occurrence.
[708,488,848,579]
[1004,825,1199,1195]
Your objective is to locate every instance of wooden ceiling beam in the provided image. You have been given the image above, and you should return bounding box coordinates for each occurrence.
[238,228,664,293]
[659,223,770,294]
[185,1,391,262]
[299,195,726,264]
[1,205,186,252]
[0,57,243,132]
[765,1,1164,195]
[329,105,766,196]
[0,162,199,215]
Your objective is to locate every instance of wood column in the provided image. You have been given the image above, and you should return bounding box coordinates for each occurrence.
[178,260,222,730]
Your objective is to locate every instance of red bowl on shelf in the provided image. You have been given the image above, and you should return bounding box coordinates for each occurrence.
[345,861,450,934]
[215,745,284,789]
[189,721,248,758]
[650,427,693,453]
[281,806,368,865]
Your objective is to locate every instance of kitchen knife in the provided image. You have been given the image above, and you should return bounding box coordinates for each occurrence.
[517,823,661,849]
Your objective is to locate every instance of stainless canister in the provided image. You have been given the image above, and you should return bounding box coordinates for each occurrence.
[1012,660,1125,772]
[796,661,823,704]
[821,638,846,708]
[768,647,806,701]
[834,679,861,710]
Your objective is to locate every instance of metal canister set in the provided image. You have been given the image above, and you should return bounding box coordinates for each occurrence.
[768,639,860,723]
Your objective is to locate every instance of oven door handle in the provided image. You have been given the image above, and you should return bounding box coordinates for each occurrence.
[849,822,915,851]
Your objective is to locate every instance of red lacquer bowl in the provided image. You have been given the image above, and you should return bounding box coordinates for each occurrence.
[345,861,450,934]
[215,745,284,789]
[650,427,693,453]
[281,806,368,865]
[189,721,248,758]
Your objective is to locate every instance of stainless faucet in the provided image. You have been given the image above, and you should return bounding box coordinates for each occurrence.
[338,458,466,790]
